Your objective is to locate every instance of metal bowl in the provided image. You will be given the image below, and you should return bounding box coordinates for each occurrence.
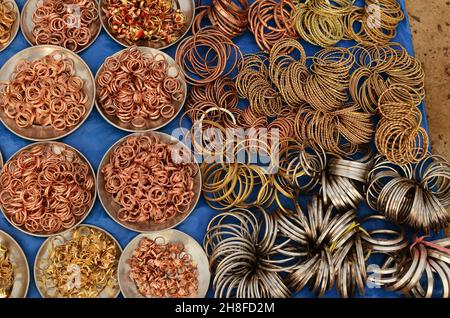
[95,46,187,132]
[20,0,101,53]
[0,0,20,52]
[34,224,122,298]
[118,230,210,298]
[0,141,97,237]
[97,131,201,233]
[0,230,30,298]
[0,45,96,141]
[99,0,195,50]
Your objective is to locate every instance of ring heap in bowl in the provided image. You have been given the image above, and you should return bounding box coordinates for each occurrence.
[0,0,20,52]
[99,0,195,50]
[34,224,122,298]
[21,0,101,53]
[97,131,201,232]
[118,229,210,298]
[0,45,95,141]
[0,142,96,237]
[95,46,187,132]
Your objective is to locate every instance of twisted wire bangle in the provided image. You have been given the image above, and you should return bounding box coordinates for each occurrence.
[32,0,99,52]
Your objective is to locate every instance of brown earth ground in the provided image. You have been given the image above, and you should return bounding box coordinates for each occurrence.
[405,0,450,234]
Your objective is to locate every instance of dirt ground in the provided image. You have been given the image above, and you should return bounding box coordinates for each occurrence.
[405,0,450,234]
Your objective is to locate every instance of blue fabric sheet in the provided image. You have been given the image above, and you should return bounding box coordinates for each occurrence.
[0,0,433,298]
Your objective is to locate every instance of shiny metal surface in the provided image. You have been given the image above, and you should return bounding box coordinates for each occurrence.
[0,0,20,52]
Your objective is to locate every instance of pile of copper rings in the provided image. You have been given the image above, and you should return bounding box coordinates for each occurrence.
[375,85,429,165]
[98,132,201,232]
[101,0,188,47]
[205,195,410,298]
[0,51,89,133]
[34,225,121,298]
[0,0,18,50]
[193,0,249,38]
[96,46,186,131]
[366,154,450,233]
[0,142,96,236]
[175,28,242,85]
[29,0,100,52]
[128,237,198,298]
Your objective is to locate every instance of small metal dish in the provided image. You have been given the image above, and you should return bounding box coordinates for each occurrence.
[0,0,20,52]
[0,230,30,298]
[0,141,97,237]
[20,0,101,53]
[95,46,187,132]
[34,224,122,298]
[118,229,210,298]
[97,131,201,233]
[99,0,195,50]
[0,45,95,141]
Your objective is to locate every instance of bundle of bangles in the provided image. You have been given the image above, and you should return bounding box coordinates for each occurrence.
[176,0,450,298]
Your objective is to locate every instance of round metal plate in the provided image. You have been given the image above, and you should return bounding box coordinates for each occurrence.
[34,224,122,298]
[0,141,97,237]
[0,0,20,52]
[20,0,101,53]
[118,230,210,298]
[97,131,201,233]
[0,45,96,141]
[99,0,195,50]
[0,230,30,298]
[95,46,187,132]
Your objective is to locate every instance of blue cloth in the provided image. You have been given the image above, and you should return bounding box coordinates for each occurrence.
[0,0,431,298]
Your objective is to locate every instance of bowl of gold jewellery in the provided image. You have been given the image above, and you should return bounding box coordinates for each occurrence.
[0,45,96,141]
[97,131,201,232]
[99,0,195,50]
[0,230,30,298]
[0,142,96,237]
[118,229,210,298]
[0,0,19,52]
[95,46,187,132]
[34,224,122,298]
[21,0,101,53]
